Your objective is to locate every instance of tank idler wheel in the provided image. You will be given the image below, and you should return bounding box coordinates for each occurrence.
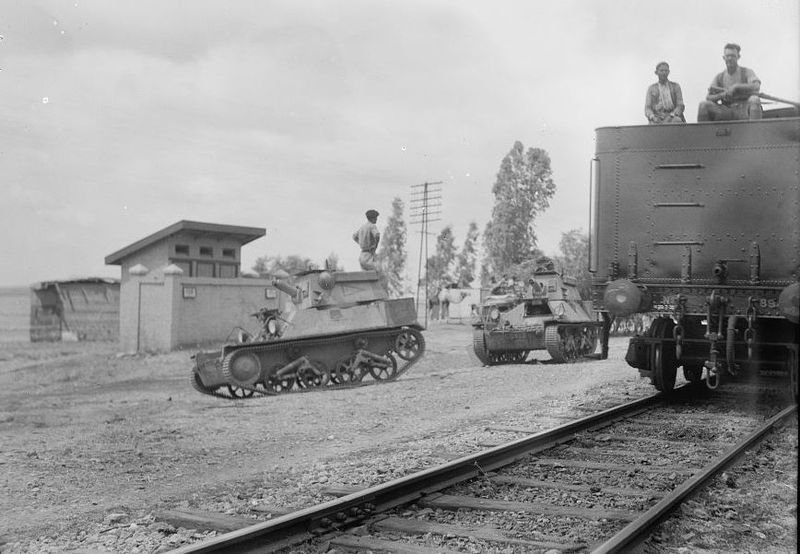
[369,352,398,381]
[649,317,678,393]
[472,329,491,366]
[395,328,426,361]
[297,360,330,389]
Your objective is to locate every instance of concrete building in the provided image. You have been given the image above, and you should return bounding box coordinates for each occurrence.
[105,220,277,353]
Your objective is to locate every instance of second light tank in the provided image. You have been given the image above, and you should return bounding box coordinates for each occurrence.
[472,266,600,365]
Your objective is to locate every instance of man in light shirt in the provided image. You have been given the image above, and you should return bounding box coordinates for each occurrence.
[645,61,685,124]
[697,43,762,121]
[353,209,380,270]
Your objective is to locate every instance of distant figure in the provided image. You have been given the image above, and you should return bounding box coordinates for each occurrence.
[645,62,685,124]
[697,43,762,121]
[352,209,380,270]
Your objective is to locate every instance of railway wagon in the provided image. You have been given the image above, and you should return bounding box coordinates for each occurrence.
[589,110,799,396]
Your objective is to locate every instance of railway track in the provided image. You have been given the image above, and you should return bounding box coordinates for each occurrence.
[168,383,796,554]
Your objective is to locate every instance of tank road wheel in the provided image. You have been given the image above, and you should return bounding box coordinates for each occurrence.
[265,375,295,393]
[545,325,579,363]
[511,350,529,363]
[394,328,426,361]
[472,329,492,366]
[369,352,398,381]
[649,317,678,393]
[332,355,364,384]
[226,385,255,398]
[580,327,599,356]
[263,365,295,393]
[297,360,330,389]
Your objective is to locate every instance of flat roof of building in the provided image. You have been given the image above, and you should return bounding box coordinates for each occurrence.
[105,220,266,265]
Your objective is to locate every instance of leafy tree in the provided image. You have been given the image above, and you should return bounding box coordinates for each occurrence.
[377,197,407,297]
[453,221,479,287]
[426,225,457,294]
[553,228,592,299]
[483,141,556,273]
[252,255,315,277]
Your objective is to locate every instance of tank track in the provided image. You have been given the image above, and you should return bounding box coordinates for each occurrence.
[191,327,425,400]
[545,323,600,362]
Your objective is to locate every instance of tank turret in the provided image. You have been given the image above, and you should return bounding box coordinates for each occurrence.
[191,269,426,399]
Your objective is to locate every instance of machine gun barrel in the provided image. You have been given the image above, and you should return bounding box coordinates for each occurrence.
[271,278,302,302]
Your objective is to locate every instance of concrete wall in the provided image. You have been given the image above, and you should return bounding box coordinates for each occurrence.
[119,271,277,352]
[173,277,278,348]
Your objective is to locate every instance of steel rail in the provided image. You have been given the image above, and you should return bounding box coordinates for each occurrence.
[591,403,798,553]
[168,389,681,554]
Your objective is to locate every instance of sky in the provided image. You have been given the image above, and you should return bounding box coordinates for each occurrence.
[1,0,798,287]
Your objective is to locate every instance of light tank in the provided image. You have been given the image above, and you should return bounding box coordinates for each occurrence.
[472,266,601,365]
[191,269,425,399]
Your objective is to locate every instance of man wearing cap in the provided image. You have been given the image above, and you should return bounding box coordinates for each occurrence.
[353,209,381,270]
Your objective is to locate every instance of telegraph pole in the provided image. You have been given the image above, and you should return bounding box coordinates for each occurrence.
[409,181,442,327]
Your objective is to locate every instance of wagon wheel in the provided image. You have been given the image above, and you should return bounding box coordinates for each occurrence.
[472,329,491,366]
[394,328,426,361]
[369,352,398,381]
[297,359,330,389]
[226,385,255,398]
[649,317,678,393]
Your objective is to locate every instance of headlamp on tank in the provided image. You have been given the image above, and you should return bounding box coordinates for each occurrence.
[489,307,500,321]
[266,317,279,336]
[604,279,651,317]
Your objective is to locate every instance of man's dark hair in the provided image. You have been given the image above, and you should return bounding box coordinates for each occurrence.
[724,43,741,54]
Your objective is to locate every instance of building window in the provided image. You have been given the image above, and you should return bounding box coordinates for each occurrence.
[196,262,214,277]
[219,264,237,278]
[199,246,213,257]
[171,260,192,276]
[175,244,190,256]
[222,248,236,259]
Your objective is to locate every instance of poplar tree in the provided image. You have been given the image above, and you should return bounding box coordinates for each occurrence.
[377,197,407,297]
[453,221,479,287]
[483,141,556,273]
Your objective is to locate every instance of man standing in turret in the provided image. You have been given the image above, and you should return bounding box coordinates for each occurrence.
[353,209,380,270]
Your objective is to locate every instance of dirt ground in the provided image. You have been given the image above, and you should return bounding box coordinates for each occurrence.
[0,324,795,553]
